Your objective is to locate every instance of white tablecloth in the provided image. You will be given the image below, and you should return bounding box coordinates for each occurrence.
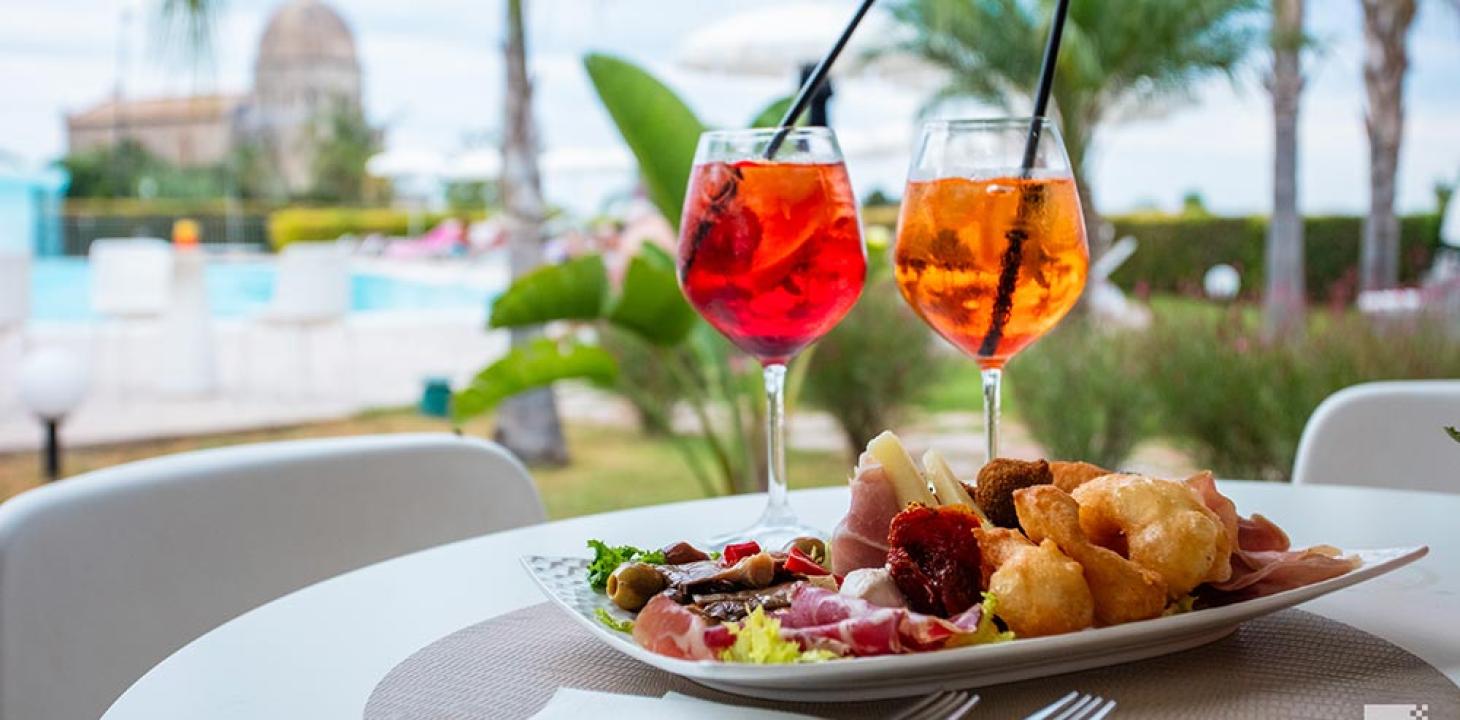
[102,482,1459,719]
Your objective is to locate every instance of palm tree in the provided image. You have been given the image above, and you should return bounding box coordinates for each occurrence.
[1264,0,1305,340]
[494,0,568,464]
[886,0,1261,255]
[1358,0,1417,292]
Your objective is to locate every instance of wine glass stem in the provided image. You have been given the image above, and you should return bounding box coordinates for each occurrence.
[763,363,791,521]
[981,367,1002,462]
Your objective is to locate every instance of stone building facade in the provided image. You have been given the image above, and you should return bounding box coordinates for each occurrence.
[65,0,363,195]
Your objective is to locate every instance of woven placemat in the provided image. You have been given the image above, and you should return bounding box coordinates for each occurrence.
[364,603,1458,720]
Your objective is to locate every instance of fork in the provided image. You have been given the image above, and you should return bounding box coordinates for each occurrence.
[1023,690,1117,720]
[887,689,981,720]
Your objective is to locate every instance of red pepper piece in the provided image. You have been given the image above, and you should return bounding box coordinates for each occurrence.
[721,540,761,566]
[784,546,830,576]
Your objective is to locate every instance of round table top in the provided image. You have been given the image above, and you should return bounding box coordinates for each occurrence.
[103,481,1458,719]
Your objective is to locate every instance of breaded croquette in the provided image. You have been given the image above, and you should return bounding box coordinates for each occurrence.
[973,458,1053,529]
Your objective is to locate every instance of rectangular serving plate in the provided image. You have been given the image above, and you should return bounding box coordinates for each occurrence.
[522,546,1427,702]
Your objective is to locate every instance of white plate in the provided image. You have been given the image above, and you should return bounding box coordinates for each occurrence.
[522,546,1428,701]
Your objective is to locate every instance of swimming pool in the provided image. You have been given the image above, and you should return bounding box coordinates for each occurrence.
[29,258,494,322]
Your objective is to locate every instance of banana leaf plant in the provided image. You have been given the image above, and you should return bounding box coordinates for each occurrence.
[454,54,806,497]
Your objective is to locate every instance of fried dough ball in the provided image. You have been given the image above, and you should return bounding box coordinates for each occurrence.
[973,458,1053,529]
[1050,461,1110,494]
[974,526,1094,637]
[887,504,984,617]
[1014,485,1168,626]
[1071,474,1233,598]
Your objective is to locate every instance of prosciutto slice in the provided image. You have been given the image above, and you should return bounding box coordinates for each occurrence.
[830,453,901,576]
[632,594,734,660]
[632,585,991,660]
[774,585,985,656]
[1186,472,1359,602]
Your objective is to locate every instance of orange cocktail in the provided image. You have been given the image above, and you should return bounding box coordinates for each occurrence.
[893,175,1088,369]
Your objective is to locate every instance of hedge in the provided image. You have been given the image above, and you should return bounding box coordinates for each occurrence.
[267,207,487,250]
[1108,214,1440,302]
[861,205,1442,302]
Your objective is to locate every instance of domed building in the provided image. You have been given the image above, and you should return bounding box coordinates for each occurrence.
[66,0,366,196]
[249,0,364,193]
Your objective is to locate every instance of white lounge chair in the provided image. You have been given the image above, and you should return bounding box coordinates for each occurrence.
[1292,380,1460,493]
[250,243,352,398]
[89,238,173,395]
[0,252,27,404]
[0,433,543,720]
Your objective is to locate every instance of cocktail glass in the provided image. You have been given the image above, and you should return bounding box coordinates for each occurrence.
[678,127,867,549]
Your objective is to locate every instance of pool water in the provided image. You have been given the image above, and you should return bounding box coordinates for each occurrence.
[29,258,492,322]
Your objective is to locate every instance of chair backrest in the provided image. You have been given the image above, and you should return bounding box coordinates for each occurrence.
[0,252,26,329]
[1292,381,1460,493]
[89,238,173,318]
[0,433,543,720]
[267,244,350,321]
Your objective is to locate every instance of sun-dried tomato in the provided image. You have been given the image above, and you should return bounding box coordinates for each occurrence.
[886,504,983,617]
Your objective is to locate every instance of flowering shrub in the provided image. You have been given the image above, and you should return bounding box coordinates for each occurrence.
[1143,306,1460,480]
[1006,319,1160,470]
[1004,300,1460,479]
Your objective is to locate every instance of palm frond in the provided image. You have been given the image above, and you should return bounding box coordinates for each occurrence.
[154,0,222,67]
[882,0,1262,178]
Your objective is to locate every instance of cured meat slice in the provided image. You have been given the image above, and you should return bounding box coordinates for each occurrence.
[830,453,902,576]
[775,585,986,656]
[1186,472,1358,602]
[632,594,734,660]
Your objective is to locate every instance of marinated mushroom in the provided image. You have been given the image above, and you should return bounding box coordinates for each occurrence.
[605,562,667,611]
[660,541,710,565]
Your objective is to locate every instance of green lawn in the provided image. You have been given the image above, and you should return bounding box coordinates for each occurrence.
[0,408,851,520]
[534,424,850,519]
[916,362,990,414]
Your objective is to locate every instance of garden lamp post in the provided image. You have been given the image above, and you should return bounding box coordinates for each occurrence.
[18,347,89,482]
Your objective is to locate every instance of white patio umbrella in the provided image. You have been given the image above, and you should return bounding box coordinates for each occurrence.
[443,149,503,182]
[542,146,633,175]
[366,149,447,179]
[676,1,940,85]
[441,147,631,181]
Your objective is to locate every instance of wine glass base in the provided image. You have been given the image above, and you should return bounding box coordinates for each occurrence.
[706,514,826,553]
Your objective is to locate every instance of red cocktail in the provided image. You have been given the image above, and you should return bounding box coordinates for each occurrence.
[679,160,865,364]
[677,128,866,548]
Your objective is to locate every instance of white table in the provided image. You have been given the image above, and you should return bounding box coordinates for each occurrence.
[103,482,1458,719]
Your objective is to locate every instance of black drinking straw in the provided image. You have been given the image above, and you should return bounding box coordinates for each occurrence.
[978,0,1072,357]
[763,0,879,160]
[1019,0,1071,174]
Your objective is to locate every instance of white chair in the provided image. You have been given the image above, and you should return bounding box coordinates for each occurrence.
[250,243,352,397]
[1292,381,1460,493]
[89,238,173,395]
[0,252,26,332]
[0,433,543,720]
[0,252,28,402]
[89,239,173,318]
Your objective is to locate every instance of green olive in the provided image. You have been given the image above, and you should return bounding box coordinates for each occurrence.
[786,536,828,566]
[605,562,667,612]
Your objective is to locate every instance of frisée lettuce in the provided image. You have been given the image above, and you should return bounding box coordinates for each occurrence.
[946,592,1016,648]
[718,606,840,664]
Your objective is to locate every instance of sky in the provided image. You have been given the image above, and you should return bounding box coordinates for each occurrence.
[2,0,1458,217]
